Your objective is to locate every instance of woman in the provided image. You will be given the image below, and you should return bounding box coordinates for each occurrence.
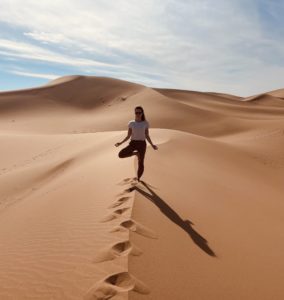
[115,106,158,182]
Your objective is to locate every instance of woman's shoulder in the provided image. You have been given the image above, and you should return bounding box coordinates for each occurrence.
[128,120,135,127]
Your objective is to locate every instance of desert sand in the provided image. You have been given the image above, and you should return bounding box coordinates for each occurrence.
[0,75,283,299]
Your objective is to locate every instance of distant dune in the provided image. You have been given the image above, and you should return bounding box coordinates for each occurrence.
[0,75,283,299]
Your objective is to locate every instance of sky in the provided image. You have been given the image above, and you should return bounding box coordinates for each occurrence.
[0,0,284,96]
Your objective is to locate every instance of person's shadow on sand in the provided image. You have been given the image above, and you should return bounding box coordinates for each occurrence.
[128,180,216,257]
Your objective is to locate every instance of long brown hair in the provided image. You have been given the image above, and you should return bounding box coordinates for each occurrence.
[135,106,146,121]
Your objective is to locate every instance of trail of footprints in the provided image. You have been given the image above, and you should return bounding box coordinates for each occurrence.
[85,177,158,300]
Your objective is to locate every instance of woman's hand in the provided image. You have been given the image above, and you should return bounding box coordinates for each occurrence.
[115,142,121,147]
[152,145,158,150]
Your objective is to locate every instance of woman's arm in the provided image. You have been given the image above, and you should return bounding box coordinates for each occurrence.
[115,128,132,146]
[145,128,158,149]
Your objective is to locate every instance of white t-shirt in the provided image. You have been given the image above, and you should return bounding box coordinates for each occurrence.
[128,120,149,141]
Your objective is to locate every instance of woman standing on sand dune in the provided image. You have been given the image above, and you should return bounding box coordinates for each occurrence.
[115,106,158,182]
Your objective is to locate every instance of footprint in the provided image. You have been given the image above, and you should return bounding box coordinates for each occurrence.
[100,207,130,222]
[114,207,131,215]
[84,283,116,300]
[109,226,129,233]
[117,177,135,185]
[84,271,150,300]
[100,213,119,223]
[121,177,140,188]
[119,219,158,239]
[125,186,137,192]
[93,240,143,263]
[117,186,136,196]
[108,197,130,208]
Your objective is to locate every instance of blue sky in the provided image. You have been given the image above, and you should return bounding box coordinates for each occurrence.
[0,0,284,96]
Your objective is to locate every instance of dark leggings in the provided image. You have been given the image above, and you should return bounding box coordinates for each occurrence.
[118,140,147,179]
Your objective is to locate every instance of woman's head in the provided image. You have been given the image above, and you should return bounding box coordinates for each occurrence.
[134,106,146,121]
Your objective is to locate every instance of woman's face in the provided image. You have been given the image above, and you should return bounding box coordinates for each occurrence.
[135,109,143,120]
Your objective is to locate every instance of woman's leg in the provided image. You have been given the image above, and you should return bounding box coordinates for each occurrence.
[118,142,135,158]
[137,142,147,180]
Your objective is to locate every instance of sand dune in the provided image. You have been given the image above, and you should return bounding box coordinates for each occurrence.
[0,75,283,299]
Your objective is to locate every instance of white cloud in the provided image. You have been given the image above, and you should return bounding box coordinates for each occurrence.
[0,38,117,68]
[23,32,68,44]
[0,0,284,96]
[0,38,167,86]
[9,70,60,80]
